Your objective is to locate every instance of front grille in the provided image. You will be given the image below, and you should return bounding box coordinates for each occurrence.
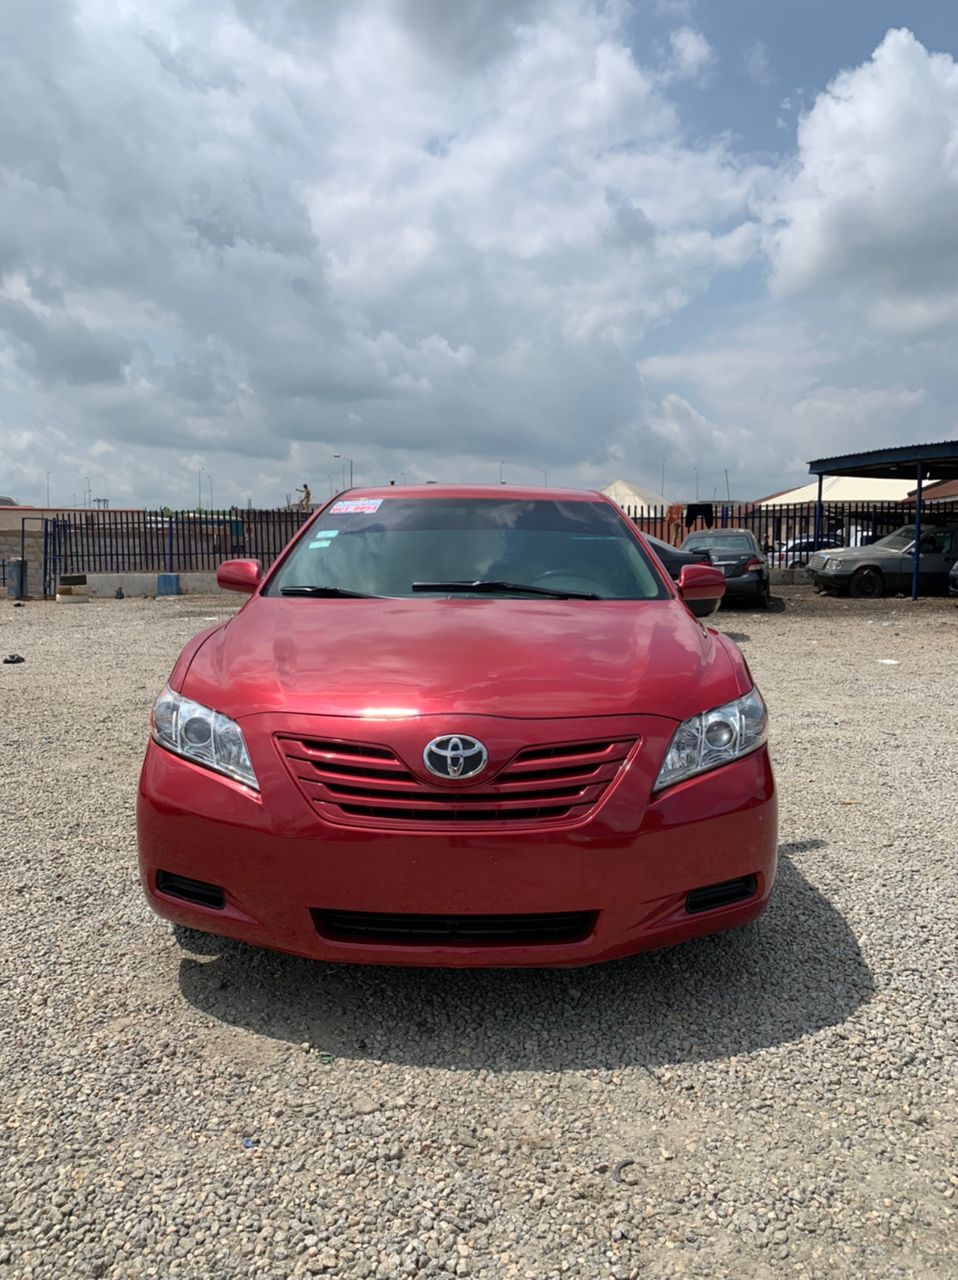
[313,909,597,946]
[686,875,757,914]
[277,736,636,827]
[808,554,826,571]
[155,871,225,910]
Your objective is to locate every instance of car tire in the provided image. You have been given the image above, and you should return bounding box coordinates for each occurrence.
[849,567,884,599]
[756,582,771,608]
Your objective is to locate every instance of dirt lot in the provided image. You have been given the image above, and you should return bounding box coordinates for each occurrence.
[0,587,955,1279]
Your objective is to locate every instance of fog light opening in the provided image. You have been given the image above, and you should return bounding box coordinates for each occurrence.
[155,871,226,911]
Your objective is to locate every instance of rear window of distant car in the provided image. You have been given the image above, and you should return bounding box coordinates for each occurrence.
[267,496,671,600]
[681,533,755,553]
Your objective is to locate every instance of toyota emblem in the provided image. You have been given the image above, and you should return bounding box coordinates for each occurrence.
[423,734,488,780]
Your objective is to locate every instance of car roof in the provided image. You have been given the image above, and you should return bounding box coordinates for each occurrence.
[684,528,754,537]
[324,485,609,502]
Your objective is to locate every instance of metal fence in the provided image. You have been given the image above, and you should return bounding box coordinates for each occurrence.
[44,508,310,593]
[626,499,958,553]
[10,499,958,598]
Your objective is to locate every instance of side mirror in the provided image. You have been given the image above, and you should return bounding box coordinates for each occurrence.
[216,559,262,593]
[677,563,726,603]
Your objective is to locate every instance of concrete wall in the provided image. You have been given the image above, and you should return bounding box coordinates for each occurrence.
[85,572,220,598]
[770,568,809,586]
[1,530,42,595]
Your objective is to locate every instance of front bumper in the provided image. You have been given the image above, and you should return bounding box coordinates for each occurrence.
[137,717,777,968]
[808,569,852,592]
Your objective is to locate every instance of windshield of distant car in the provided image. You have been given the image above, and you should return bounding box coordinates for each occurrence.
[267,497,670,600]
[682,533,754,553]
[873,526,917,551]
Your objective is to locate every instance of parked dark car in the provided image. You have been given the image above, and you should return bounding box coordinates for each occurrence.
[949,559,958,598]
[775,534,844,568]
[808,525,958,598]
[680,529,771,607]
[643,534,718,619]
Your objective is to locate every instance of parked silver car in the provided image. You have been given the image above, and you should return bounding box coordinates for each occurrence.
[808,525,958,597]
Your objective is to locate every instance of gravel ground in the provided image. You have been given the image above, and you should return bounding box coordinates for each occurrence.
[1,587,956,1279]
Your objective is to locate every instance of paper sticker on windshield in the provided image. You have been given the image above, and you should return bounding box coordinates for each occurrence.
[308,539,333,550]
[330,498,382,515]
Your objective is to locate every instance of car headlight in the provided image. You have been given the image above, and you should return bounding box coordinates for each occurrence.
[151,687,259,790]
[824,558,844,571]
[654,687,768,791]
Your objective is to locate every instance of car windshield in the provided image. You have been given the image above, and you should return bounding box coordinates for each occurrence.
[682,533,753,553]
[873,526,917,551]
[267,496,670,600]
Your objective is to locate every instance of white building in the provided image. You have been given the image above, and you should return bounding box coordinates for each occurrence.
[601,478,668,515]
[758,477,914,505]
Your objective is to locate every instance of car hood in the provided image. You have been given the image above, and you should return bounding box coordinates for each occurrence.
[180,597,748,722]
[819,545,905,563]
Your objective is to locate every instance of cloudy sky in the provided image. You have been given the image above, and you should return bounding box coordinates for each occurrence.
[2,0,958,508]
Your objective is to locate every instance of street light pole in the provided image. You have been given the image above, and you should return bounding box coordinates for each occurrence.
[499,461,505,484]
[208,476,213,510]
[334,454,354,487]
[693,467,699,501]
[198,467,205,511]
[542,469,548,485]
[660,459,667,500]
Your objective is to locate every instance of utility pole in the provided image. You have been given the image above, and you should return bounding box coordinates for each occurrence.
[724,468,731,501]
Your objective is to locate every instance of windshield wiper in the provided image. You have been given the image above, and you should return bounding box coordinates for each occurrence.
[411,579,600,600]
[279,585,380,598]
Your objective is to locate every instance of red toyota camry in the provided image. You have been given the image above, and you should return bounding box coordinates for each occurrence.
[137,487,777,966]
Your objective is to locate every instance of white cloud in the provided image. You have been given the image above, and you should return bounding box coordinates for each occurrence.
[745,40,772,86]
[655,0,694,18]
[667,27,714,82]
[0,0,765,505]
[764,28,958,336]
[3,9,955,510]
[638,313,939,496]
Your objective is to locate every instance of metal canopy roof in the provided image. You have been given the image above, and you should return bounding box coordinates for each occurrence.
[808,440,958,480]
[806,440,958,601]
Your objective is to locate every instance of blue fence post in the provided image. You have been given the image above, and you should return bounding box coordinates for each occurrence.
[912,466,923,601]
[813,475,823,549]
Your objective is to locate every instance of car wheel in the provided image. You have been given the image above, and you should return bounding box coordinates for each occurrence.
[849,567,884,599]
[757,582,771,608]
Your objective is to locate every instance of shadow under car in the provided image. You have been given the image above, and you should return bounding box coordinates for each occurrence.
[173,851,873,1072]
